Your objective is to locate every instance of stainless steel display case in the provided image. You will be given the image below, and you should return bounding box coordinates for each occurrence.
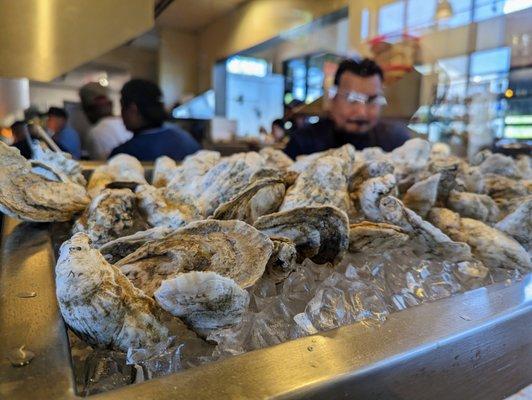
[1,214,530,400]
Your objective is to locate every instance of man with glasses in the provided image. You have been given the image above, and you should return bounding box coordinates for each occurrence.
[284,58,411,158]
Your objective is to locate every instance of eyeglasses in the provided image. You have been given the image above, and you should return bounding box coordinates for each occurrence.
[328,86,387,106]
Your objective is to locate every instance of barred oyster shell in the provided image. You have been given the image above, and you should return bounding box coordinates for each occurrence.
[402,173,441,217]
[447,190,500,223]
[280,156,350,212]
[254,205,349,265]
[154,271,250,334]
[99,226,175,264]
[167,150,221,193]
[358,174,397,221]
[264,237,297,283]
[379,196,472,262]
[30,140,86,185]
[87,154,146,197]
[494,198,531,252]
[428,208,531,272]
[289,144,356,176]
[136,184,201,229]
[116,220,273,296]
[349,221,409,253]
[72,188,148,247]
[259,147,294,170]
[0,142,89,222]
[212,177,286,224]
[55,233,194,352]
[153,156,177,187]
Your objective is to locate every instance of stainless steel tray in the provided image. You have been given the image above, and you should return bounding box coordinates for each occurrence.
[1,215,530,400]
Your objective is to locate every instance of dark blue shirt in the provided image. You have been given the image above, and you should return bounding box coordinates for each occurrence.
[109,124,201,161]
[53,126,82,159]
[284,118,411,159]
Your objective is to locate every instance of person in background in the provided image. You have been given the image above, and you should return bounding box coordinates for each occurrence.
[46,107,82,159]
[79,82,132,160]
[284,58,411,159]
[271,119,287,144]
[110,79,201,161]
[10,120,32,158]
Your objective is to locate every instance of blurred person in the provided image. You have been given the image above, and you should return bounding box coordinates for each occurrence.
[110,79,201,161]
[79,82,132,160]
[46,107,82,159]
[271,119,287,143]
[284,58,410,159]
[10,120,32,158]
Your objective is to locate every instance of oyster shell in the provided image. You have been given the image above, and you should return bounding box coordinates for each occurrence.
[259,147,294,170]
[391,138,431,175]
[280,156,350,212]
[447,190,500,223]
[55,233,194,352]
[478,153,521,178]
[379,196,472,261]
[402,173,440,217]
[0,142,89,222]
[348,159,394,194]
[290,144,356,176]
[167,150,221,193]
[87,154,146,197]
[99,226,175,264]
[494,198,531,251]
[153,156,177,187]
[154,271,250,334]
[264,237,297,283]
[254,205,349,265]
[136,184,201,229]
[72,188,148,247]
[429,142,451,160]
[212,177,286,224]
[30,141,86,185]
[116,220,273,296]
[516,155,531,180]
[427,208,531,272]
[349,221,409,252]
[358,174,397,221]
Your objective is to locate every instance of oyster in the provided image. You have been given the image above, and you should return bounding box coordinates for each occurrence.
[212,177,286,224]
[87,154,146,197]
[494,198,531,251]
[427,208,531,272]
[30,140,86,185]
[402,173,440,217]
[136,184,201,229]
[348,159,394,194]
[259,147,294,170]
[254,205,349,265]
[193,152,266,216]
[427,158,461,201]
[379,196,472,261]
[290,144,356,176]
[358,174,397,221]
[391,138,431,175]
[456,165,484,193]
[0,142,89,222]
[55,233,193,352]
[516,155,531,180]
[349,221,409,253]
[478,153,521,178]
[264,237,297,283]
[99,227,175,264]
[280,156,350,212]
[154,271,250,334]
[167,150,221,193]
[72,188,148,247]
[116,220,273,296]
[153,156,177,187]
[481,173,528,215]
[447,190,500,223]
[429,142,451,160]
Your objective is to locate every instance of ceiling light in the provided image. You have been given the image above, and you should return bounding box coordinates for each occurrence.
[435,0,453,20]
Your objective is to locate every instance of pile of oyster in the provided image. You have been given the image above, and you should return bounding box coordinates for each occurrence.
[1,140,530,394]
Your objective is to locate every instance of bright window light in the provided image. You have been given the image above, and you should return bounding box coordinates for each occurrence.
[226,56,268,77]
[504,0,532,14]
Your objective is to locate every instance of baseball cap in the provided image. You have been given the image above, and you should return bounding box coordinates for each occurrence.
[79,82,110,106]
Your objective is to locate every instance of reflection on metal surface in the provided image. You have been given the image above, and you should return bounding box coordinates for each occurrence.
[0,213,530,399]
[0,0,154,81]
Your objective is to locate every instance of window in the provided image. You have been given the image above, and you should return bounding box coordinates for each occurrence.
[407,0,436,30]
[226,56,269,77]
[378,1,405,35]
[470,47,511,76]
[361,8,370,40]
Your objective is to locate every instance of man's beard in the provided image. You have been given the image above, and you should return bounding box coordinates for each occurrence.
[342,118,372,133]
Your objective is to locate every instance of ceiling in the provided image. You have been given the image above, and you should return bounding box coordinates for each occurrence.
[155,0,248,32]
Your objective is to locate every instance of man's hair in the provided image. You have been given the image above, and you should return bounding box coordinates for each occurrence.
[334,58,384,85]
[47,106,68,119]
[121,79,167,127]
[10,120,26,130]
